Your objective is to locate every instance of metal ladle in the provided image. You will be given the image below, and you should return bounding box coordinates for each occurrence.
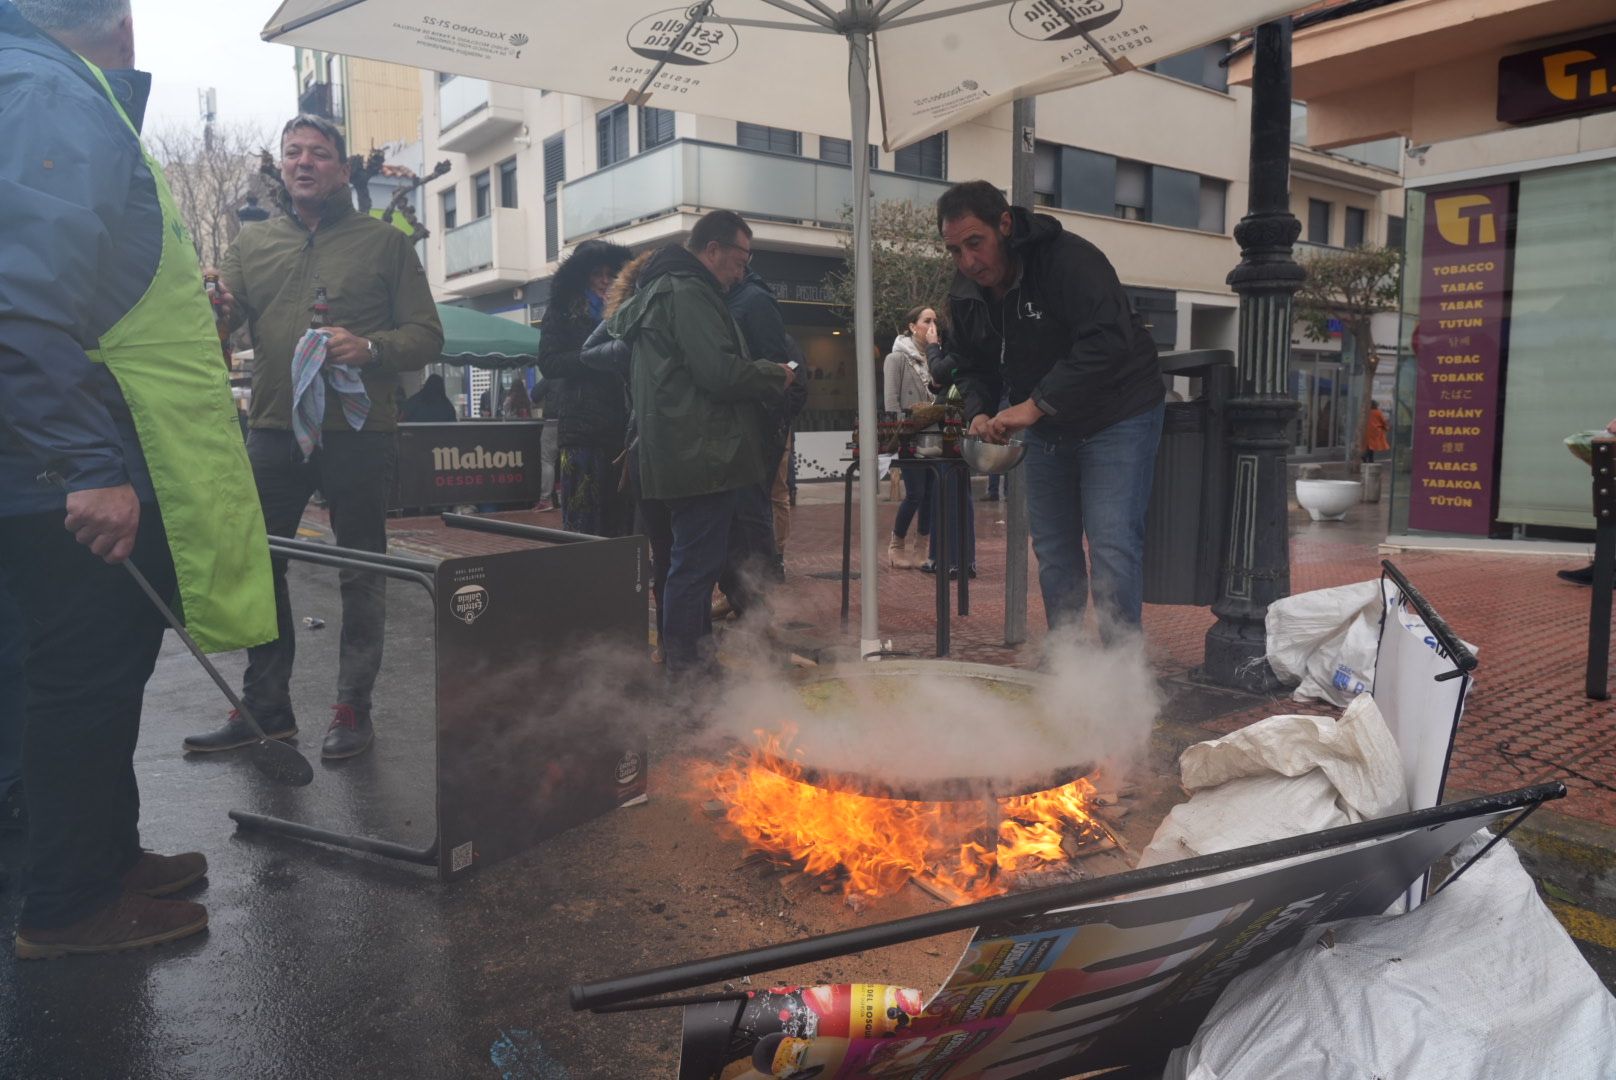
[47,474,313,787]
[124,555,314,787]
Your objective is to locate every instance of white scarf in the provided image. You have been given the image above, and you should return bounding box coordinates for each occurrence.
[894,333,931,387]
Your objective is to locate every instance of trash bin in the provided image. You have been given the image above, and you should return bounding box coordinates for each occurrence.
[1360,462,1384,503]
[1143,349,1235,606]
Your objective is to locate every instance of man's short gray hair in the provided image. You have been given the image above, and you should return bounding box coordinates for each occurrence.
[13,0,130,34]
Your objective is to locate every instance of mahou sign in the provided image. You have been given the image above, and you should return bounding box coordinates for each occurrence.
[1408,183,1513,535]
[393,421,545,509]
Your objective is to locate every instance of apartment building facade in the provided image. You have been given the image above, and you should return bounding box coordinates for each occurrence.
[295,48,424,157]
[417,43,1402,473]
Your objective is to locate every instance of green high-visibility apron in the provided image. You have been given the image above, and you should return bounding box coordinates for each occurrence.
[82,62,275,653]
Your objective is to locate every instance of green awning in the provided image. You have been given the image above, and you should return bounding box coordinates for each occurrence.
[436,304,540,369]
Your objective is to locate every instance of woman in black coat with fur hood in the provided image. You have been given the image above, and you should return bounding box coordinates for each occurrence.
[538,239,634,536]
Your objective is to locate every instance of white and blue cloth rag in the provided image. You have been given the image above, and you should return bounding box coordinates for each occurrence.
[291,328,371,459]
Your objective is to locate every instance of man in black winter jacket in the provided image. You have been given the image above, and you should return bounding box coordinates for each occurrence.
[937,180,1163,641]
[719,270,808,611]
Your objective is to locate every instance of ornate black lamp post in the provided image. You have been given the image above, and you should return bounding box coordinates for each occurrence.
[1201,19,1305,691]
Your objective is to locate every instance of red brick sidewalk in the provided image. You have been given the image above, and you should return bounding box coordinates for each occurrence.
[333,495,1616,830]
[779,497,1616,832]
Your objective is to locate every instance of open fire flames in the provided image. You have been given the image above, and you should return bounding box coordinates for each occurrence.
[702,725,1111,904]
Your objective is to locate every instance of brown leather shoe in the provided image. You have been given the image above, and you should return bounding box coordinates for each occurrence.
[15,892,207,960]
[121,850,207,898]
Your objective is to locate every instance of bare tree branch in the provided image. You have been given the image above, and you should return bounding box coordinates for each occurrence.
[826,199,956,353]
[149,121,278,268]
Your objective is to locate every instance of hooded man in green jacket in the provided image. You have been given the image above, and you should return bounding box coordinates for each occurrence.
[607,210,791,678]
[185,113,443,761]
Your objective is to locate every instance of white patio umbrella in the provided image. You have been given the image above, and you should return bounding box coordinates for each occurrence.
[264,0,1303,656]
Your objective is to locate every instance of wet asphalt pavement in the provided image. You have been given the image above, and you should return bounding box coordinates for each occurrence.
[0,563,972,1079]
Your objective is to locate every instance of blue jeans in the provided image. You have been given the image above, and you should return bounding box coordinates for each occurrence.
[893,468,932,539]
[718,482,777,616]
[658,488,740,675]
[1022,405,1163,641]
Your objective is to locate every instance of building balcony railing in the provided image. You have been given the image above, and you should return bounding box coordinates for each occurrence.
[562,139,952,245]
[298,81,342,123]
[437,76,524,154]
[1291,104,1402,175]
[444,208,529,289]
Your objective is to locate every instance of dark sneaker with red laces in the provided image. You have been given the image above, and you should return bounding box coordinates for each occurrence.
[182,708,297,753]
[15,891,208,960]
[321,704,373,760]
[122,851,208,898]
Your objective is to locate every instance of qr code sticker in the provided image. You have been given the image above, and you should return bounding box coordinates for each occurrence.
[451,840,474,873]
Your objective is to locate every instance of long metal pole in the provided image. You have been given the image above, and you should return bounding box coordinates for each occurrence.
[1587,439,1615,699]
[849,27,881,656]
[1004,97,1035,646]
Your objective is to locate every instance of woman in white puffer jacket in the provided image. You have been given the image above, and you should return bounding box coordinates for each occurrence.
[881,306,941,567]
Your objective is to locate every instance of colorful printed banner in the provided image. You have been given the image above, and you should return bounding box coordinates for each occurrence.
[1408,183,1513,534]
[679,804,1514,1078]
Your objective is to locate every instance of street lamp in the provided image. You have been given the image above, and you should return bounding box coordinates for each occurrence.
[1201,19,1305,691]
[236,193,270,223]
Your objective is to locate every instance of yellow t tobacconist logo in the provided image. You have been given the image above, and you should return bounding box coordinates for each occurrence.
[1435,195,1497,247]
[1543,50,1611,102]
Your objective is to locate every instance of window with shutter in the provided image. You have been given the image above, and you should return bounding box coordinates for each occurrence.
[1199,178,1227,233]
[498,158,518,210]
[1308,199,1333,245]
[596,104,629,167]
[1114,160,1148,220]
[737,122,801,156]
[543,135,564,261]
[1345,206,1367,248]
[893,133,946,179]
[639,107,675,151]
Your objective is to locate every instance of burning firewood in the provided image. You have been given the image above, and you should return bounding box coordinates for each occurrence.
[698,723,1118,906]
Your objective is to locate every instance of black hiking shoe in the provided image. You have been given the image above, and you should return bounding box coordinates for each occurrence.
[182,709,298,753]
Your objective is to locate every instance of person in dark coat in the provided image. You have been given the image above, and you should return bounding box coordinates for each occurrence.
[400,373,457,423]
[538,239,634,536]
[599,213,790,677]
[580,252,665,646]
[717,270,808,614]
[936,181,1162,641]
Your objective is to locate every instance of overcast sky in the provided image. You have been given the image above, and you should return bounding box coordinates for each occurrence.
[134,1,305,135]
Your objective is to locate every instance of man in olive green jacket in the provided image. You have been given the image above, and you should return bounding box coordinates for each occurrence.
[608,210,791,677]
[186,114,443,761]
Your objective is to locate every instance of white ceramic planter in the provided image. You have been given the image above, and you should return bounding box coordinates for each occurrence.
[1296,479,1363,522]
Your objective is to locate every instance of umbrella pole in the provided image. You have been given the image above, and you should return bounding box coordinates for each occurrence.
[848,28,881,657]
